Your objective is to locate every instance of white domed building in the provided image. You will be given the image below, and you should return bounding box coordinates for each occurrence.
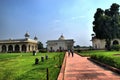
[46,35,74,52]
[0,32,38,53]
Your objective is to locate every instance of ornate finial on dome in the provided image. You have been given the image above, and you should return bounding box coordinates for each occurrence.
[25,32,30,39]
[58,34,65,40]
[34,36,38,40]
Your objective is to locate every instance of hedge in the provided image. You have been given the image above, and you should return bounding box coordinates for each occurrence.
[91,54,120,69]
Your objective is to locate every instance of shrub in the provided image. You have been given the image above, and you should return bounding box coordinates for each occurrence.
[114,62,120,69]
[75,50,81,53]
[91,54,116,68]
[39,49,47,53]
[91,55,97,59]
[111,45,120,51]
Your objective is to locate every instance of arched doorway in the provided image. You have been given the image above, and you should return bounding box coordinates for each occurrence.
[113,40,119,45]
[59,46,62,52]
[15,45,20,52]
[8,45,13,52]
[2,45,6,52]
[22,45,26,52]
[50,47,53,52]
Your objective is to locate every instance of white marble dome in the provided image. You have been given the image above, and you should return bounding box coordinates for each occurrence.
[58,35,65,40]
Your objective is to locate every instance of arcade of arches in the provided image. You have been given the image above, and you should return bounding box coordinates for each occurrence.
[0,32,38,53]
[0,40,38,53]
[0,44,37,53]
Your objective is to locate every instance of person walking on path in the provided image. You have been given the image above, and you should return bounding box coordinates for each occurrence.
[70,49,74,57]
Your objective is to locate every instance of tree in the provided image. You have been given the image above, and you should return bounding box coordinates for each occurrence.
[74,45,80,48]
[93,3,120,50]
[38,41,43,49]
[93,8,104,39]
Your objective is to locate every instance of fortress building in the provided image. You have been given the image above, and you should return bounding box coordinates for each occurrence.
[46,35,74,52]
[0,32,38,53]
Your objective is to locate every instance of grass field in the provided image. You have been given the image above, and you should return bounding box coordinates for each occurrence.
[0,52,65,80]
[79,50,120,69]
[79,50,120,56]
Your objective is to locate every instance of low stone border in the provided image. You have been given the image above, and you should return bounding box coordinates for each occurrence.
[88,58,120,74]
[57,52,67,80]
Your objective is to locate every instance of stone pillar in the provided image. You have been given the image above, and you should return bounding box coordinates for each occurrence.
[36,45,38,50]
[26,44,29,52]
[0,45,1,52]
[33,45,35,50]
[13,45,15,52]
[30,45,32,52]
[34,45,35,51]
[6,45,8,52]
[19,45,21,52]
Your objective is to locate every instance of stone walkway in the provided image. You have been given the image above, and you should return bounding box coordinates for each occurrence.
[64,52,120,80]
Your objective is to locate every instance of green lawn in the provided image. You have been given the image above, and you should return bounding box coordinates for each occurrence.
[78,50,120,69]
[79,50,120,56]
[0,52,65,80]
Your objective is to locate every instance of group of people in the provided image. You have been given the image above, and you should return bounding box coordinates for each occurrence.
[68,49,74,57]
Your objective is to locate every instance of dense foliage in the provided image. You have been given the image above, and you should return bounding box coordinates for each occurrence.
[111,45,120,51]
[38,41,44,49]
[93,3,120,50]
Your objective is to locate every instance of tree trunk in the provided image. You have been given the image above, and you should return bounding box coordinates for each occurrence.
[105,39,111,51]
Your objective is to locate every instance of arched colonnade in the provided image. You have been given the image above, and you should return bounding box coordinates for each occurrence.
[0,44,37,53]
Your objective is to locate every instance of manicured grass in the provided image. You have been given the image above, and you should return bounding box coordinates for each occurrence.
[0,52,65,80]
[79,50,120,56]
[78,50,120,69]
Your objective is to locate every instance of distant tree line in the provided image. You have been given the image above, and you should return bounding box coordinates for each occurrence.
[37,41,48,53]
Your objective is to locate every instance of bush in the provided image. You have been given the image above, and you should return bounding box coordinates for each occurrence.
[111,45,120,51]
[39,49,47,53]
[91,54,116,68]
[114,62,120,69]
[75,50,81,53]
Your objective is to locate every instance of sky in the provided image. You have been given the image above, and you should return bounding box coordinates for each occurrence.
[0,0,120,47]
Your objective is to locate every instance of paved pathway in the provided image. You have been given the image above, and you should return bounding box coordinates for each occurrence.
[64,52,120,80]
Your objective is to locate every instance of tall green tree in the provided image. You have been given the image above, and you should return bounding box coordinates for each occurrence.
[38,41,43,49]
[93,3,120,50]
[93,8,104,39]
